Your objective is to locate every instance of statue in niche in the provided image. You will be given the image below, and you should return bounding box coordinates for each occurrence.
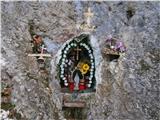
[58,34,96,93]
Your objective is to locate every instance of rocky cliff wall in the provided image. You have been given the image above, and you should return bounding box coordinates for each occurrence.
[1,1,160,120]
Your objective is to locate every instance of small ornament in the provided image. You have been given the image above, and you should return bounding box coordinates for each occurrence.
[71,43,74,46]
[90,74,93,78]
[63,54,66,58]
[66,47,69,51]
[91,65,94,69]
[64,50,67,54]
[65,83,68,86]
[60,75,64,78]
[66,59,69,62]
[110,46,114,49]
[61,70,64,74]
[62,58,65,62]
[90,55,93,59]
[87,84,91,87]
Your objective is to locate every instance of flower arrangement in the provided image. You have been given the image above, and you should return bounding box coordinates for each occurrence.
[77,62,90,75]
[106,35,126,53]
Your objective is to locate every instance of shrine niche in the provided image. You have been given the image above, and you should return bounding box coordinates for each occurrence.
[57,34,96,93]
[28,35,51,70]
[103,35,126,62]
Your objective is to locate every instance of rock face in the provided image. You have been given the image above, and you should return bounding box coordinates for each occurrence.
[1,1,160,120]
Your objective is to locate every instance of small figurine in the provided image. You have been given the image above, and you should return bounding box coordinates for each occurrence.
[31,35,44,53]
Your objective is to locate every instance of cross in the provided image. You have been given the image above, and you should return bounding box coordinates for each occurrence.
[74,46,82,60]
[84,7,94,27]
[28,45,51,58]
[77,7,95,32]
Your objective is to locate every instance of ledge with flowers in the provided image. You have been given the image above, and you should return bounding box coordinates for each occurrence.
[103,35,127,61]
[57,34,96,93]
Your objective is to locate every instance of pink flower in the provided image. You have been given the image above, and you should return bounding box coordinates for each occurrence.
[114,41,126,52]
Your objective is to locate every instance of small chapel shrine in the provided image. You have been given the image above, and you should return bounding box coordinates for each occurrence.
[58,34,96,93]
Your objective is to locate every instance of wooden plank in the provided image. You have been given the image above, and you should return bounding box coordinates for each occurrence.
[63,101,86,108]
[103,48,119,55]
[61,88,96,93]
[28,54,51,57]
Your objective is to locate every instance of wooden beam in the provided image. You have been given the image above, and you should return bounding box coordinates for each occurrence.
[28,54,51,57]
[63,101,86,108]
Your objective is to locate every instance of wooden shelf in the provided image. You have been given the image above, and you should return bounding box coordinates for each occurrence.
[102,47,119,55]
[63,101,86,108]
[61,88,96,93]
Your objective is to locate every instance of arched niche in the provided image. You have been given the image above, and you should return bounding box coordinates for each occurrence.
[57,34,96,93]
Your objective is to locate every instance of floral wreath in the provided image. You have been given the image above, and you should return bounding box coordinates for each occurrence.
[58,38,95,88]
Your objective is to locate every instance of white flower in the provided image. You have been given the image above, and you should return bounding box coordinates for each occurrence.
[61,62,65,65]
[86,46,89,50]
[64,80,67,83]
[89,80,92,83]
[91,65,94,69]
[90,74,93,78]
[63,77,66,80]
[66,47,70,51]
[63,54,66,58]
[62,58,65,61]
[71,43,74,46]
[61,70,64,74]
[110,46,114,49]
[65,59,68,62]
[60,75,64,78]
[61,67,64,71]
[80,43,84,46]
[88,84,91,87]
[65,83,68,86]
[88,50,91,53]
[90,55,93,59]
[64,50,67,54]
